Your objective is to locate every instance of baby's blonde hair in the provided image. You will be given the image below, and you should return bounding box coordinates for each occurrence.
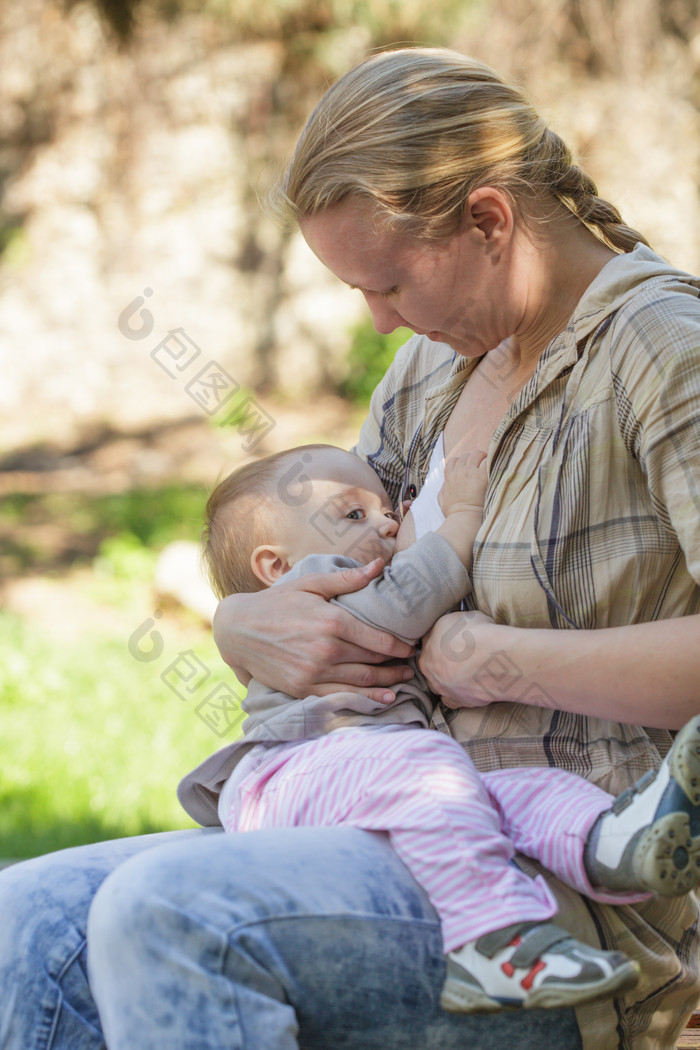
[202,444,333,598]
[272,47,647,253]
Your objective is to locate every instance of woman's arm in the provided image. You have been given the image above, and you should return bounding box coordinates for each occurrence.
[418,610,700,729]
[213,558,415,702]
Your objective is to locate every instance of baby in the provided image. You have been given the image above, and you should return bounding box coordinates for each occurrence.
[178,442,700,1015]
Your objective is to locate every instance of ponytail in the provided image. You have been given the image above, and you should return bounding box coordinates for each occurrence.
[273,47,648,253]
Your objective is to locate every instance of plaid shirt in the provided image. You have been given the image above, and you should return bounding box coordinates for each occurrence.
[353,244,700,1049]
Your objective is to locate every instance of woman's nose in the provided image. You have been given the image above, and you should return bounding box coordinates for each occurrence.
[363,292,404,335]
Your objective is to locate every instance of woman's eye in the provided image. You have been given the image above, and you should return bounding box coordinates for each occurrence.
[346,509,365,520]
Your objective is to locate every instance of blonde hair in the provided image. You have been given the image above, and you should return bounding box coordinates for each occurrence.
[273,47,647,253]
[202,444,333,598]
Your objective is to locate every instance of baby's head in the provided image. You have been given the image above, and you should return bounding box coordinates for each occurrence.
[203,444,399,599]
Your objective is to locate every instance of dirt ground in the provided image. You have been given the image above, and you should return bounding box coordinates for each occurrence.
[0,395,360,497]
[0,395,361,634]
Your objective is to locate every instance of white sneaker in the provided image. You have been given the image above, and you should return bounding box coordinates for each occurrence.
[440,921,640,1014]
[585,715,700,896]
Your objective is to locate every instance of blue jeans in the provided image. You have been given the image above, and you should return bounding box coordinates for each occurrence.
[0,826,583,1049]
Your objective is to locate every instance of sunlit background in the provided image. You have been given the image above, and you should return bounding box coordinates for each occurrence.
[1,0,699,858]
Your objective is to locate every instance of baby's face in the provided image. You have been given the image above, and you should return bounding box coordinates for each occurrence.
[276,447,399,567]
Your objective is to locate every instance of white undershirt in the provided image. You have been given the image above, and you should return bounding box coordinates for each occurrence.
[408,433,446,540]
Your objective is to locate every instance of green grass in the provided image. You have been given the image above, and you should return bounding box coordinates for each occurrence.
[0,477,252,858]
[0,607,244,858]
[0,483,208,576]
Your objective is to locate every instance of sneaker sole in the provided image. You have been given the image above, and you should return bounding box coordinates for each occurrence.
[668,717,700,807]
[525,959,641,1011]
[440,960,640,1014]
[634,717,700,896]
[440,982,517,1014]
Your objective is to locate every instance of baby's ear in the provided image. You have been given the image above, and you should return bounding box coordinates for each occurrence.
[250,545,293,587]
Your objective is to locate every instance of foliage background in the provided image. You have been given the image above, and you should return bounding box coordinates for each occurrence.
[1,0,699,857]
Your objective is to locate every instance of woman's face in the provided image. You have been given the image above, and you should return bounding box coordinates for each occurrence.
[300,198,514,358]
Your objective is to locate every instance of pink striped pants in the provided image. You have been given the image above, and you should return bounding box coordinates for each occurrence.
[220,727,648,952]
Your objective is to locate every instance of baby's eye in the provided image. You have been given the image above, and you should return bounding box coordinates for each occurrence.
[346,508,366,520]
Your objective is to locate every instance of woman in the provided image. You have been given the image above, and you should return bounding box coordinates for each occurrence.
[211,47,700,1046]
[1,47,698,1050]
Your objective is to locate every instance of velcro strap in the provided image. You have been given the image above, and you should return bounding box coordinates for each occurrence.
[610,786,636,815]
[610,768,658,815]
[475,921,542,958]
[508,924,572,968]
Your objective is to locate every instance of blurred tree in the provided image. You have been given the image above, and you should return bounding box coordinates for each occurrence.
[62,0,478,52]
[339,321,412,406]
[491,0,700,79]
[1,0,698,436]
[63,0,138,41]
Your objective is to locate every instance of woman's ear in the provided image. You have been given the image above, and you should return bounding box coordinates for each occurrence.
[250,545,293,587]
[464,186,514,247]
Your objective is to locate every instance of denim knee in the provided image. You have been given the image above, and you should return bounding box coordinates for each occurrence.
[0,856,105,1050]
[0,857,87,976]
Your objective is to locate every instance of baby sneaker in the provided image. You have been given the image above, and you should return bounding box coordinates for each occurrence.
[440,921,639,1014]
[585,714,700,896]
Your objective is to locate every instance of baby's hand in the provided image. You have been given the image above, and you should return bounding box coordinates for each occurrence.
[439,450,488,518]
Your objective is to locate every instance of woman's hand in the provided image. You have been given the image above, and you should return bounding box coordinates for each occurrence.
[421,609,700,728]
[418,609,506,707]
[213,558,415,703]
